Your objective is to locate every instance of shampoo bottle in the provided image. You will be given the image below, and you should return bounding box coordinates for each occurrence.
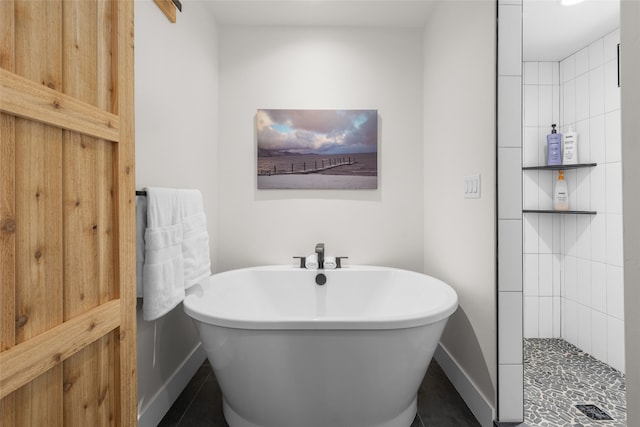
[553,170,569,211]
[546,124,562,166]
[562,125,578,165]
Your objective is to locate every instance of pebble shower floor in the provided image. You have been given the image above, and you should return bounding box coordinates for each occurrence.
[524,339,626,427]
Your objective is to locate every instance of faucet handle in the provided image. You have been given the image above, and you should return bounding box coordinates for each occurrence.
[293,256,306,269]
[335,256,349,268]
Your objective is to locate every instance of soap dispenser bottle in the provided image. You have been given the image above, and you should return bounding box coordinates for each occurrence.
[546,124,562,166]
[562,125,578,165]
[553,170,569,211]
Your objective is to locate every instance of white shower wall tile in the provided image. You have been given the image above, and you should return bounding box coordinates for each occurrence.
[590,165,606,213]
[553,253,562,296]
[498,3,522,76]
[564,214,577,257]
[553,215,562,253]
[553,297,561,337]
[524,62,538,85]
[522,127,539,167]
[590,213,607,263]
[577,258,592,307]
[538,297,554,338]
[607,317,625,373]
[539,254,553,296]
[561,55,575,83]
[589,66,605,117]
[562,79,576,125]
[538,85,553,126]
[605,109,621,162]
[577,303,592,353]
[524,296,539,338]
[591,261,607,314]
[523,84,538,127]
[607,264,624,320]
[499,364,524,421]
[606,162,623,214]
[523,171,539,210]
[606,214,624,267]
[499,219,523,292]
[575,118,590,164]
[591,310,608,363]
[524,254,538,296]
[552,85,560,124]
[499,291,523,364]
[499,76,522,148]
[589,38,604,70]
[523,215,538,253]
[563,299,578,347]
[537,171,553,210]
[576,168,591,212]
[498,147,522,219]
[604,59,620,113]
[537,214,553,254]
[590,114,606,164]
[565,169,578,210]
[575,74,590,122]
[575,47,589,77]
[564,255,578,302]
[539,62,553,85]
[575,214,591,259]
[603,29,620,63]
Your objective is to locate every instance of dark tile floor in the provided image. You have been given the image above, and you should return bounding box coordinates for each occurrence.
[159,358,480,427]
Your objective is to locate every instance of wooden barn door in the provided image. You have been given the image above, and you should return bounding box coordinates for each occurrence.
[0,1,137,426]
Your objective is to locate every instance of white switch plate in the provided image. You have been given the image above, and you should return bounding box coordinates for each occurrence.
[464,174,481,199]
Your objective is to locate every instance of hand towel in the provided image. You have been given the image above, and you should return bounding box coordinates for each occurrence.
[323,256,337,269]
[179,190,211,288]
[136,195,147,298]
[142,187,186,320]
[141,187,212,320]
[305,253,319,269]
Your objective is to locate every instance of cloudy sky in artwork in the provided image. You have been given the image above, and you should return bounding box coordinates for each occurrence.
[257,109,377,155]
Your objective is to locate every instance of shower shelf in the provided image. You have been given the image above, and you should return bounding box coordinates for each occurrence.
[522,163,598,215]
[523,209,597,215]
[522,162,597,171]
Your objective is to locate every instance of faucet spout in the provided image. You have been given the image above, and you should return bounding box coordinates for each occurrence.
[315,243,325,269]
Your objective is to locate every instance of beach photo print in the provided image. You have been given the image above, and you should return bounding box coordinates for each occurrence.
[256,109,378,190]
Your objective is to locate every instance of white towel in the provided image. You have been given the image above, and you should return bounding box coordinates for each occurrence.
[305,253,319,269]
[141,187,211,321]
[136,195,147,298]
[181,213,211,287]
[323,256,337,269]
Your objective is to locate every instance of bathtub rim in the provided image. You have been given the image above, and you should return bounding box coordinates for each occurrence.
[183,265,458,331]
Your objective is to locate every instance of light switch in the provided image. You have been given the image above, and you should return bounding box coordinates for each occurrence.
[464,174,481,199]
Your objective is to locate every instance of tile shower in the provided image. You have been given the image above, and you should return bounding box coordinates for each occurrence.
[522,28,626,426]
[522,28,624,371]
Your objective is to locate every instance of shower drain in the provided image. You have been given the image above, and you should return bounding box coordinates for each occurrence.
[576,404,613,421]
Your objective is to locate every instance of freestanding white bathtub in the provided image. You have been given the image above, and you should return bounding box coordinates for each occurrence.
[183,265,458,427]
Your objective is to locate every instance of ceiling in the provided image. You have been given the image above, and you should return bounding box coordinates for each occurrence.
[199,0,620,61]
[523,0,619,61]
[202,1,436,28]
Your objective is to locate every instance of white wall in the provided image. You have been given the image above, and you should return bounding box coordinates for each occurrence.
[423,2,497,425]
[522,30,625,374]
[216,26,424,272]
[621,1,640,423]
[134,1,218,425]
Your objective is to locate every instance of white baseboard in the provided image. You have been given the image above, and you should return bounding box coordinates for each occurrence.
[137,343,207,427]
[434,343,496,427]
